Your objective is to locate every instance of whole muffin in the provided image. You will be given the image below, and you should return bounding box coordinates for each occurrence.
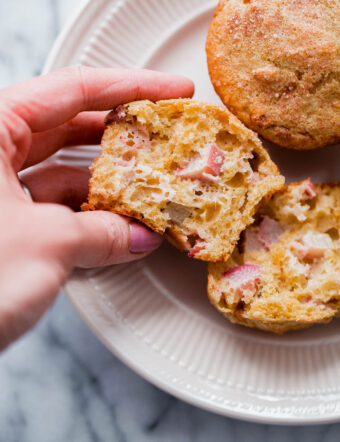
[208,180,340,333]
[206,0,340,150]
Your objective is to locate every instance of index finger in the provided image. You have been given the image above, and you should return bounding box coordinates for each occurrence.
[0,66,194,132]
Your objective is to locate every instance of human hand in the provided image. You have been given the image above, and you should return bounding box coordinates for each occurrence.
[0,66,194,350]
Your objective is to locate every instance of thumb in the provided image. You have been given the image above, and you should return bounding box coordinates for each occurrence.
[73,211,163,268]
[20,163,163,267]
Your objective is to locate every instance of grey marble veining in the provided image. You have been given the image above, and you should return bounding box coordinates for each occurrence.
[1,1,340,441]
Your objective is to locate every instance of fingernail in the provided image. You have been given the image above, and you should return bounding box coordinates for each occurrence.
[129,221,163,253]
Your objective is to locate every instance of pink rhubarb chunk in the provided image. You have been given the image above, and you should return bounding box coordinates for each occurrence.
[176,144,224,183]
[301,178,317,200]
[205,144,225,176]
[293,232,332,259]
[188,242,206,258]
[244,228,263,252]
[105,105,127,124]
[223,264,261,295]
[258,216,284,250]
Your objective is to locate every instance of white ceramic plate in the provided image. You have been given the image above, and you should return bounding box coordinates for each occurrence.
[44,0,340,424]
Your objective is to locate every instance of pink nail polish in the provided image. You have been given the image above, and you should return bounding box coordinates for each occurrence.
[129,221,163,253]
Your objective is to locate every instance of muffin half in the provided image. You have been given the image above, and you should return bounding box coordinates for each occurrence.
[208,180,340,333]
[84,99,284,261]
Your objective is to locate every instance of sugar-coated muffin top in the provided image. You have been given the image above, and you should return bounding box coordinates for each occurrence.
[206,0,340,150]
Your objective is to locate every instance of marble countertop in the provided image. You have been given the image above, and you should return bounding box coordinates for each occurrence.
[0,1,339,440]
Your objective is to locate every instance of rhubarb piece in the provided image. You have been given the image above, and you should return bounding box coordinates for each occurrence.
[176,144,224,183]
[223,264,261,297]
[292,232,333,260]
[301,178,318,200]
[258,216,284,249]
[105,105,127,124]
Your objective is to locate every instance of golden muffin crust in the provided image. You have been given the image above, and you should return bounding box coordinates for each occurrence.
[206,0,340,150]
[208,180,340,333]
[84,99,284,262]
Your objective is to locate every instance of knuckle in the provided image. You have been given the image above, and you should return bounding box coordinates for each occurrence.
[0,122,13,158]
[75,65,91,108]
[56,65,92,109]
[0,103,31,169]
[132,77,143,100]
[58,64,89,78]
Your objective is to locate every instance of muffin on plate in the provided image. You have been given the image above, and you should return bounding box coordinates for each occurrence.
[206,0,340,150]
[84,99,284,261]
[208,180,340,333]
